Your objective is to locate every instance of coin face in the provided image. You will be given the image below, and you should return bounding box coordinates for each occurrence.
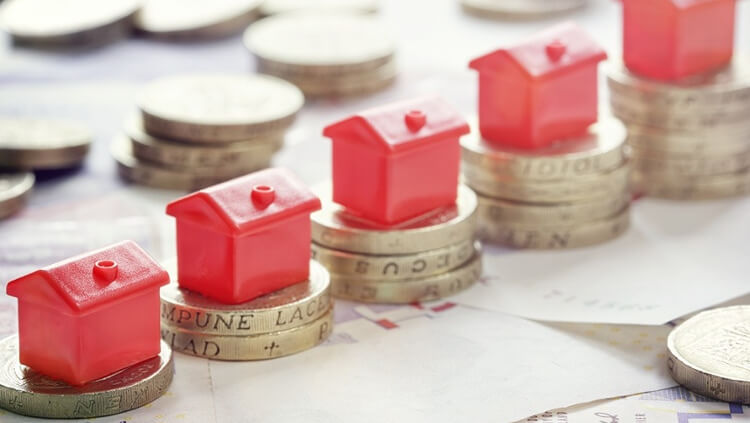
[668,306,750,403]
[0,118,91,169]
[259,0,378,15]
[0,172,34,219]
[0,336,174,419]
[460,0,586,18]
[135,0,261,36]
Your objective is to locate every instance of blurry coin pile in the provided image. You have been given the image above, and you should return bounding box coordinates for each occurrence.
[608,60,750,200]
[259,0,379,15]
[461,118,631,249]
[113,73,304,190]
[311,182,482,304]
[460,0,587,19]
[243,13,396,98]
[134,0,262,40]
[160,260,333,361]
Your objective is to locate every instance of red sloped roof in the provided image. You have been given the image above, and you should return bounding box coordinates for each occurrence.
[165,167,321,235]
[6,241,168,313]
[469,22,607,81]
[322,96,470,154]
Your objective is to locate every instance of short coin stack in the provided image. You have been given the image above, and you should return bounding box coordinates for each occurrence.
[459,0,587,19]
[608,60,750,200]
[311,183,482,304]
[243,13,396,98]
[461,118,631,249]
[259,0,379,15]
[113,73,304,190]
[134,0,262,40]
[160,260,333,361]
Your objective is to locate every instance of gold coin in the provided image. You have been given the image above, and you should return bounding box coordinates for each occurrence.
[134,0,262,40]
[161,260,331,335]
[312,183,478,255]
[161,307,333,361]
[630,147,750,176]
[632,170,750,200]
[460,0,586,19]
[0,336,173,419]
[0,172,33,219]
[610,96,750,130]
[461,117,627,181]
[478,206,630,249]
[0,117,91,170]
[263,60,397,98]
[331,244,482,304]
[311,238,474,281]
[625,123,750,156]
[259,0,379,16]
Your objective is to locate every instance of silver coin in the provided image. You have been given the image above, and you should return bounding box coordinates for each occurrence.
[0,117,91,169]
[0,336,174,419]
[259,0,379,15]
[135,0,262,39]
[668,306,750,403]
[0,172,33,219]
[460,0,586,18]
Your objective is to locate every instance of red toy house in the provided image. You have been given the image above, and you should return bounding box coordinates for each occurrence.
[469,22,607,149]
[6,241,168,386]
[166,167,321,304]
[323,96,470,225]
[622,0,736,81]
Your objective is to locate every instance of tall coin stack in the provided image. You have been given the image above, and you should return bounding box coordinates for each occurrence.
[608,60,750,200]
[113,73,304,190]
[461,119,631,249]
[243,13,396,98]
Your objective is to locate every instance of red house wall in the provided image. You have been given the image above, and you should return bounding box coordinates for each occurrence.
[623,0,676,80]
[176,220,235,302]
[676,2,735,78]
[477,67,531,148]
[332,139,388,222]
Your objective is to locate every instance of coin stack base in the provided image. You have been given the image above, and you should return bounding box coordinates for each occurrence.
[460,0,587,19]
[0,336,174,419]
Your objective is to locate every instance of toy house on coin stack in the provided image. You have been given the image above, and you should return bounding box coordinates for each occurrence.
[6,241,168,386]
[166,167,322,304]
[469,22,607,149]
[323,96,470,224]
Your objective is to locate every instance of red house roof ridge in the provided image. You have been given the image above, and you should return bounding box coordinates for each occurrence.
[323,96,470,153]
[6,240,168,313]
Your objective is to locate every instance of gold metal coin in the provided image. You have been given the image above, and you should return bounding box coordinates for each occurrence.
[610,96,750,131]
[0,336,174,419]
[263,60,397,98]
[0,172,33,219]
[311,238,474,281]
[134,0,262,40]
[161,260,331,335]
[259,0,379,16]
[460,0,586,19]
[161,307,333,361]
[630,147,750,176]
[632,170,750,200]
[0,117,91,169]
[331,244,482,304]
[311,183,478,255]
[625,123,750,156]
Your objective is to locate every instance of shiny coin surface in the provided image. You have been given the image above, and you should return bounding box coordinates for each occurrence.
[632,170,750,200]
[631,147,750,176]
[461,118,627,181]
[0,172,33,219]
[626,124,750,156]
[668,306,750,404]
[312,183,478,255]
[161,307,333,361]
[460,0,586,18]
[135,0,261,39]
[610,97,750,131]
[161,260,331,335]
[259,0,378,15]
[0,336,174,419]
[331,244,482,304]
[264,60,397,97]
[0,118,91,169]
[138,73,304,143]
[312,238,474,281]
[478,206,630,249]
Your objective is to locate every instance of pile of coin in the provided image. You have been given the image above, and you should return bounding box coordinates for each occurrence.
[608,60,750,200]
[159,260,333,361]
[243,13,396,98]
[134,0,263,40]
[113,73,304,190]
[459,0,587,19]
[259,0,379,15]
[461,118,631,249]
[311,182,482,304]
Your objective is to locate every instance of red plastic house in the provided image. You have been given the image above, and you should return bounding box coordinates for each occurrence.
[166,167,321,304]
[323,96,470,225]
[622,0,736,81]
[6,241,168,386]
[469,22,607,149]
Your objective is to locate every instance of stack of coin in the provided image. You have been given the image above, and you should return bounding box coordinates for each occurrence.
[461,118,631,249]
[113,73,304,190]
[159,260,333,361]
[460,0,587,19]
[608,60,750,200]
[259,0,379,16]
[243,13,396,98]
[0,173,34,219]
[311,182,482,304]
[134,0,263,40]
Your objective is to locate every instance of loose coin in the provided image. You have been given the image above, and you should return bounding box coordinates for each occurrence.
[259,0,379,15]
[667,306,750,404]
[138,73,304,143]
[135,0,262,39]
[161,307,333,361]
[0,336,174,419]
[161,260,331,335]
[330,244,482,304]
[460,0,586,19]
[0,172,33,219]
[311,238,475,281]
[312,183,478,255]
[632,170,750,201]
[0,118,91,169]
[264,61,397,97]
[460,118,627,181]
[478,206,630,249]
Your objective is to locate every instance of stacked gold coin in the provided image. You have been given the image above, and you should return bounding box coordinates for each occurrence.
[608,59,750,200]
[160,260,333,361]
[311,182,482,304]
[243,13,396,98]
[461,118,631,249]
[112,73,304,190]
